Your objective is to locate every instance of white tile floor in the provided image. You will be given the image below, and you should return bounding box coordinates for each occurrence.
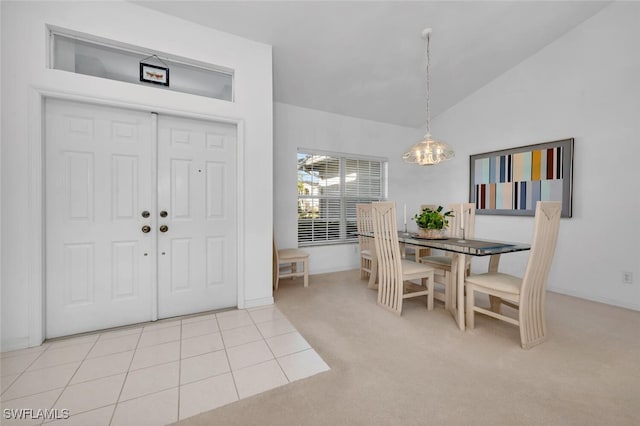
[0,305,329,425]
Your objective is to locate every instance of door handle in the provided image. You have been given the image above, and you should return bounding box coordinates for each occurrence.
[142,225,151,233]
[159,225,169,233]
[160,210,168,218]
[141,210,150,218]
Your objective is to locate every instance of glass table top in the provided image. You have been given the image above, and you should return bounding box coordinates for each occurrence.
[397,232,530,256]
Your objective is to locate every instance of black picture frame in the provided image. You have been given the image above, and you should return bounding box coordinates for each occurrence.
[469,138,574,218]
[139,62,169,86]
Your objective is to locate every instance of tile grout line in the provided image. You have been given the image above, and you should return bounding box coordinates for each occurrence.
[1,313,228,412]
[217,315,241,407]
[0,344,50,360]
[123,358,179,379]
[43,334,103,425]
[4,308,308,425]
[257,313,293,384]
[8,356,86,377]
[0,374,20,399]
[41,336,142,424]
[179,368,232,388]
[176,317,183,422]
[7,337,139,402]
[108,327,144,426]
[0,342,52,400]
[110,384,178,408]
[262,308,330,381]
[47,403,116,425]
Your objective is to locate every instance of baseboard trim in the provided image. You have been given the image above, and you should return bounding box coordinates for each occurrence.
[548,286,640,311]
[1,336,33,352]
[244,297,274,309]
[309,265,360,275]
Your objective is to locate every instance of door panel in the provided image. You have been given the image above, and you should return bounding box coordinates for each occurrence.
[46,99,154,338]
[157,115,237,318]
[46,100,237,337]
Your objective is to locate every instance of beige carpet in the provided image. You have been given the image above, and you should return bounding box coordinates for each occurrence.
[177,270,640,426]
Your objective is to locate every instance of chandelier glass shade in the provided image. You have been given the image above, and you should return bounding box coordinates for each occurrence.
[403,28,454,165]
[402,134,454,165]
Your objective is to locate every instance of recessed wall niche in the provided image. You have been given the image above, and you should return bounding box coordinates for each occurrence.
[51,31,233,101]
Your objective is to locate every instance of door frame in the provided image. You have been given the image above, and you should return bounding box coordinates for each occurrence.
[27,88,246,345]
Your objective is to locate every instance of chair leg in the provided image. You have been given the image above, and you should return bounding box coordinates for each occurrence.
[368,258,378,289]
[449,270,457,313]
[360,257,371,280]
[519,299,547,349]
[465,286,475,329]
[489,295,502,313]
[303,258,309,287]
[443,270,451,310]
[521,332,547,350]
[426,273,434,311]
[364,258,371,279]
[291,262,296,280]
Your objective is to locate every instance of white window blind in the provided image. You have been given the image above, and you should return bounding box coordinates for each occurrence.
[297,151,387,246]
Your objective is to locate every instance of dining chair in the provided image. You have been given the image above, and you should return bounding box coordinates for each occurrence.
[418,203,475,309]
[356,203,374,280]
[371,202,435,315]
[403,204,436,261]
[273,238,309,291]
[464,201,562,349]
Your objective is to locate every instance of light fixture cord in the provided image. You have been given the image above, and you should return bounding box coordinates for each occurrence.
[424,31,431,139]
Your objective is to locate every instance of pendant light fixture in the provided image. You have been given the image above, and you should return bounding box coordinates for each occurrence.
[403,28,454,165]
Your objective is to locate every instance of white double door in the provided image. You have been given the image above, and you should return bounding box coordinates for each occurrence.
[45,99,237,338]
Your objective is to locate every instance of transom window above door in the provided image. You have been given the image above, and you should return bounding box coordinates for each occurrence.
[297,150,387,246]
[50,30,234,101]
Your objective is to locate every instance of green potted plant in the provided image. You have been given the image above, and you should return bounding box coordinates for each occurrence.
[413,206,454,238]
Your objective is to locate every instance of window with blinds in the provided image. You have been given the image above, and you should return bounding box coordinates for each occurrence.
[297,151,387,246]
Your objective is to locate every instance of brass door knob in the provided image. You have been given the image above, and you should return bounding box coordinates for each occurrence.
[159,225,169,233]
[141,225,151,233]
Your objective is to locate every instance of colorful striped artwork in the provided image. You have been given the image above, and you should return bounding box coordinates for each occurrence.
[469,139,573,217]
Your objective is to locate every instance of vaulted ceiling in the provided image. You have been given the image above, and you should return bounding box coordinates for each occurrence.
[136,1,611,127]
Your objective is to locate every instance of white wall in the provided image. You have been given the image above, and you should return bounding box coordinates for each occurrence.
[274,102,422,274]
[0,2,3,344]
[430,1,640,310]
[275,2,640,311]
[1,1,273,350]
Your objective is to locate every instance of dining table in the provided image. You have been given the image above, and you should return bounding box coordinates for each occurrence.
[366,231,531,330]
